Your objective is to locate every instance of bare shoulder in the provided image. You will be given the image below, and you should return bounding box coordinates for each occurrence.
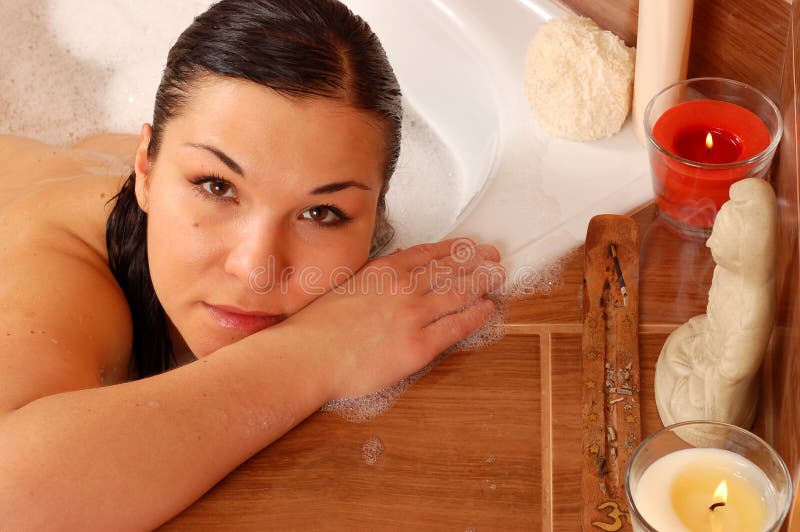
[0,237,134,410]
[0,133,136,210]
[0,137,137,413]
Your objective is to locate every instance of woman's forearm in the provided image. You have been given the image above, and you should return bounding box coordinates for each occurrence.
[0,329,333,531]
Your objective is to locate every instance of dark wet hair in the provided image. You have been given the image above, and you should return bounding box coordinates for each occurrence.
[106,0,402,379]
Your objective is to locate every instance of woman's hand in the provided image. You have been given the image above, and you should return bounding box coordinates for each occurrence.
[277,238,505,400]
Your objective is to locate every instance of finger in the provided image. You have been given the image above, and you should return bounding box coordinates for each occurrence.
[422,298,496,354]
[425,260,506,297]
[420,282,489,326]
[388,238,476,271]
[475,243,501,262]
[445,239,501,267]
[422,262,505,320]
[432,244,502,281]
[401,258,502,297]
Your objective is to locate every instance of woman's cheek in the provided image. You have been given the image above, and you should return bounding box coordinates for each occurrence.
[290,244,366,296]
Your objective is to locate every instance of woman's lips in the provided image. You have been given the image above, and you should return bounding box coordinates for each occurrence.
[204,303,285,335]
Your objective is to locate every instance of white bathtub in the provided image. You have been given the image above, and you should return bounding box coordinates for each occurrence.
[0,0,652,279]
[344,0,652,278]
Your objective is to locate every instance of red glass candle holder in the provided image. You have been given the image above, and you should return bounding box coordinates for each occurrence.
[644,78,782,238]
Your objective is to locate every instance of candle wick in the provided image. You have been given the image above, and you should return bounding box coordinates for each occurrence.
[709,502,726,511]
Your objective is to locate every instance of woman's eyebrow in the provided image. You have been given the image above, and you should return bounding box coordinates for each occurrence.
[186,143,244,177]
[310,181,372,195]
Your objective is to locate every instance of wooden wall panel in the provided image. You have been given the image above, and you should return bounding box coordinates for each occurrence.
[553,0,638,45]
[554,0,790,103]
[763,0,800,529]
[685,0,789,103]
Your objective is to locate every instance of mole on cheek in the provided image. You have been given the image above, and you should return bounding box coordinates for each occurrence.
[192,222,199,228]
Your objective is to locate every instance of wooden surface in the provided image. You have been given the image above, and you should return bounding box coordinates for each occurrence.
[162,334,542,530]
[763,1,800,530]
[555,0,790,103]
[160,204,722,530]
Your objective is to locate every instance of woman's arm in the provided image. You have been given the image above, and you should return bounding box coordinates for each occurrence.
[0,237,500,530]
[1,329,336,530]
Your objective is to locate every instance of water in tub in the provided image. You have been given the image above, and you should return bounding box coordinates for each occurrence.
[0,0,651,421]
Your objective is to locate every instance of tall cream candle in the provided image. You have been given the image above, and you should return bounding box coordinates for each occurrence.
[631,0,694,145]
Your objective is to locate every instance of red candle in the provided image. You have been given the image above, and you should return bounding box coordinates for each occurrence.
[673,128,741,164]
[649,99,771,229]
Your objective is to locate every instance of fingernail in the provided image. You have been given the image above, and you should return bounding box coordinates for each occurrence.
[477,245,498,260]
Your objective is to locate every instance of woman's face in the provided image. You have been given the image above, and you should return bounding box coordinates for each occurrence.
[134,76,386,358]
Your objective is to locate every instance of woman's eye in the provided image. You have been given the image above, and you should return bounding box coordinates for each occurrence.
[301,205,348,225]
[202,179,235,198]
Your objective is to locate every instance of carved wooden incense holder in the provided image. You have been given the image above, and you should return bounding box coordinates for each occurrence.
[581,215,641,531]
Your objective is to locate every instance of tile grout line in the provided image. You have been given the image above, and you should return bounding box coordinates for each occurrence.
[504,323,680,334]
[504,323,582,334]
[540,330,553,532]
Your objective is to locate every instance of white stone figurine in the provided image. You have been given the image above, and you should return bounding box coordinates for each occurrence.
[654,178,777,429]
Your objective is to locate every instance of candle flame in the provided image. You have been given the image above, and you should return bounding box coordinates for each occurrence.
[713,481,728,504]
[706,132,714,150]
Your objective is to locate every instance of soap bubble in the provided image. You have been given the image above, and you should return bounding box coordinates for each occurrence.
[360,436,384,465]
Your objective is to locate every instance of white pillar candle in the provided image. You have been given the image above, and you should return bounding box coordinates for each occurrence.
[633,448,776,531]
[631,0,694,145]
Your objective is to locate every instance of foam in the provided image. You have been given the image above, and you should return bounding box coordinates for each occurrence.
[385,104,463,249]
[0,1,212,144]
[360,436,384,465]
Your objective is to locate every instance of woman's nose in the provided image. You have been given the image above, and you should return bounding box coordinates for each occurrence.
[223,220,288,289]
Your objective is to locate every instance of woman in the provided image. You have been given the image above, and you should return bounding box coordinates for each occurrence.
[0,0,502,528]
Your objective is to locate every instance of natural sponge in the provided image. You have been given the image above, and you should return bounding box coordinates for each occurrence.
[524,16,635,141]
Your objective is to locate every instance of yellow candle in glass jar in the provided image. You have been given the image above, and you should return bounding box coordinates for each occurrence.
[634,448,775,531]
